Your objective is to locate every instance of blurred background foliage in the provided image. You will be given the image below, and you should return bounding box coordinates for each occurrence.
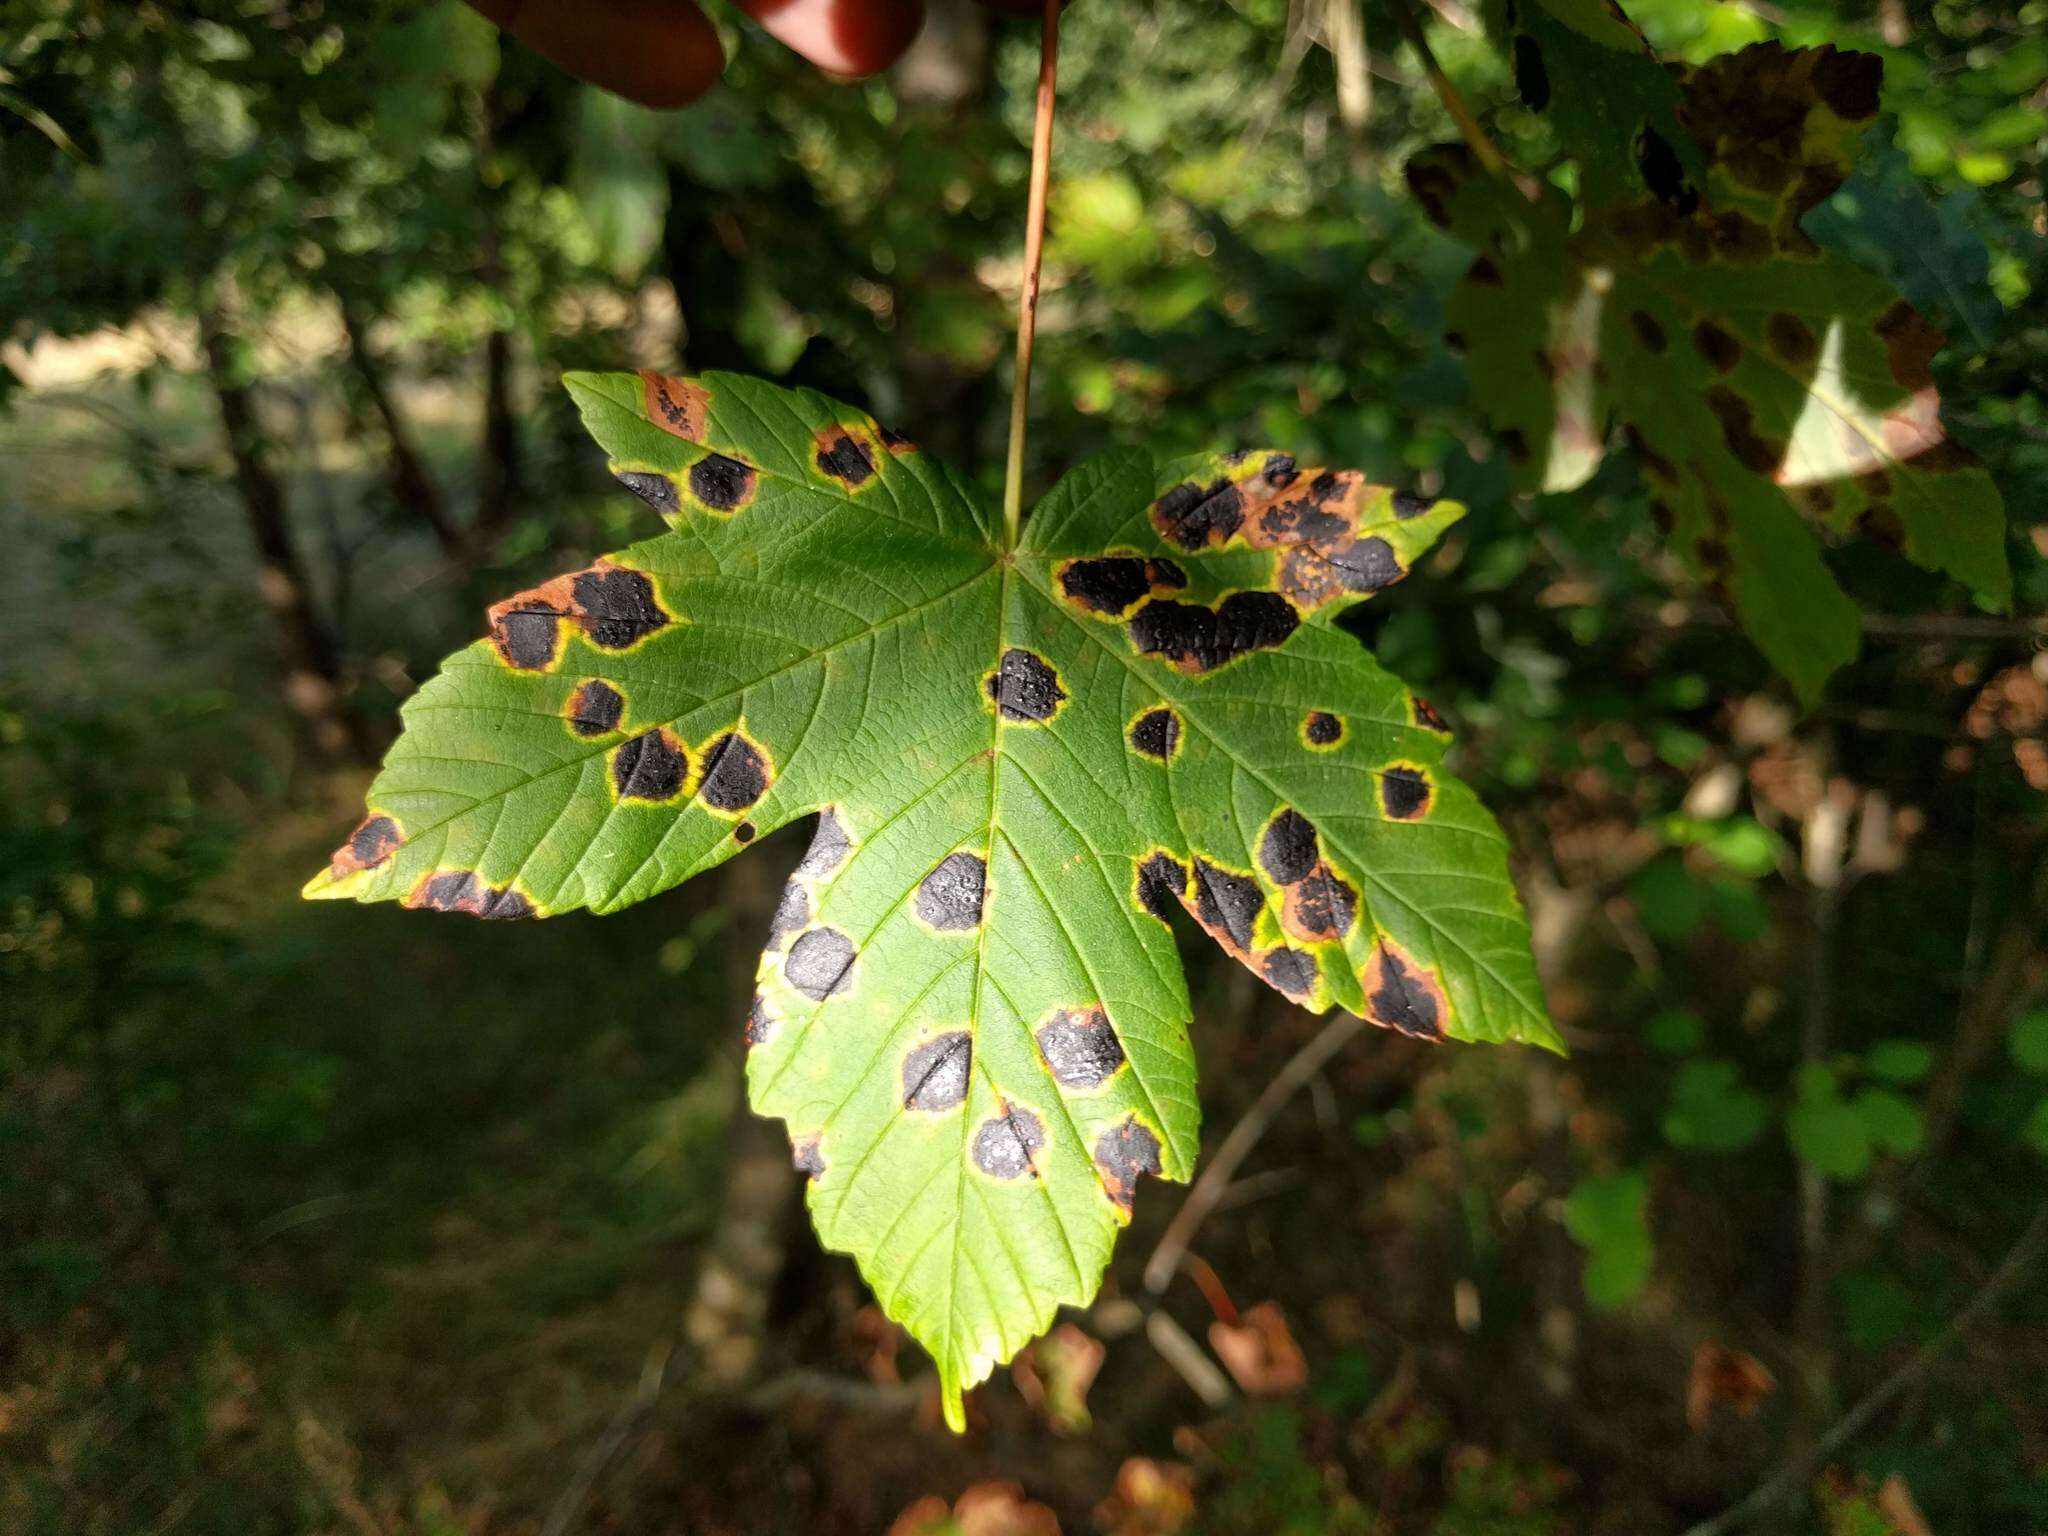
[1,0,2044,1532]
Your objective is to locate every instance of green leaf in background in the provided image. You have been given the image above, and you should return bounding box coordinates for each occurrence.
[1786,1064,1871,1180]
[1863,1039,1934,1084]
[1645,1009,1704,1054]
[1562,1170,1653,1308]
[2011,1010,2048,1075]
[1852,1088,1925,1156]
[1411,40,2012,702]
[1663,1059,1767,1151]
[305,369,1556,1426]
[2023,1099,2048,1155]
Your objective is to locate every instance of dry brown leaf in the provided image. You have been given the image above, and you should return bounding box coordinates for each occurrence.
[1208,1300,1307,1396]
[1094,1457,1197,1536]
[1687,1340,1776,1430]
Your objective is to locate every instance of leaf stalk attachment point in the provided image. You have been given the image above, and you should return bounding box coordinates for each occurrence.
[1388,0,1511,177]
[1000,0,1061,549]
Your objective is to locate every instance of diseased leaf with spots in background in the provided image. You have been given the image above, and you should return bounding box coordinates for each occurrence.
[1504,0,1701,207]
[304,369,1556,1426]
[1411,41,2012,703]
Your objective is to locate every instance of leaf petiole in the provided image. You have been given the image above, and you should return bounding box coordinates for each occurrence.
[1000,0,1061,550]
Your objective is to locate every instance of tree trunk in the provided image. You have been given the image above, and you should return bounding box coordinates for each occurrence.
[338,302,463,561]
[196,294,368,763]
[472,78,523,546]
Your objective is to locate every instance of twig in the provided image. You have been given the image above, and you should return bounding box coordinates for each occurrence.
[999,0,1060,548]
[1145,1309,1235,1408]
[1681,1199,2048,1536]
[1144,1009,1372,1294]
[1386,0,1509,176]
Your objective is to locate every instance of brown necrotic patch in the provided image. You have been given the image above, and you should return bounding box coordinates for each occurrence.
[1284,867,1358,944]
[1364,940,1447,1040]
[1035,1007,1125,1089]
[987,648,1066,722]
[614,470,680,515]
[328,813,403,879]
[1191,858,1265,955]
[745,995,776,1047]
[567,679,625,739]
[902,1031,972,1112]
[697,730,772,813]
[1303,710,1343,748]
[688,453,757,512]
[612,728,690,803]
[1875,300,1943,391]
[915,852,987,932]
[1128,706,1181,762]
[404,870,534,921]
[1128,592,1298,675]
[813,427,876,487]
[785,926,856,1001]
[972,1106,1045,1179]
[1380,764,1433,821]
[798,809,853,877]
[1135,852,1188,923]
[1260,947,1318,1000]
[878,423,917,455]
[488,561,672,672]
[1151,477,1245,550]
[791,1135,827,1181]
[1093,1117,1163,1212]
[1412,696,1452,734]
[640,371,710,441]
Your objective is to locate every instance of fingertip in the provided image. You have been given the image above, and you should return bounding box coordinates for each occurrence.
[482,0,727,109]
[737,0,927,79]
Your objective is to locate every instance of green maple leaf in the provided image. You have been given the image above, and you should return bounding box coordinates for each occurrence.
[1411,42,2012,703]
[305,369,1555,1426]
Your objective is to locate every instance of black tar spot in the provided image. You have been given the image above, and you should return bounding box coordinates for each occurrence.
[1128,591,1299,673]
[1153,477,1245,549]
[615,470,679,514]
[1371,949,1443,1039]
[735,821,756,844]
[1263,454,1298,487]
[409,870,534,920]
[1392,492,1437,520]
[568,680,624,738]
[972,1107,1045,1179]
[1129,707,1180,761]
[745,995,776,1047]
[1061,557,1152,615]
[1094,1117,1163,1209]
[798,809,852,877]
[1036,1007,1126,1089]
[792,1135,827,1181]
[767,880,809,953]
[879,423,915,452]
[815,433,875,486]
[785,926,856,1001]
[902,1032,972,1111]
[1382,766,1431,820]
[1413,696,1451,733]
[1144,558,1188,590]
[1512,34,1550,110]
[689,453,756,510]
[572,568,669,650]
[1305,711,1343,746]
[613,729,688,802]
[1262,947,1319,999]
[1637,126,1697,212]
[1136,853,1187,922]
[1258,809,1320,886]
[989,649,1066,722]
[495,610,561,670]
[1290,868,1358,941]
[348,815,402,869]
[1193,858,1264,951]
[698,732,771,812]
[916,852,987,932]
[1325,535,1402,593]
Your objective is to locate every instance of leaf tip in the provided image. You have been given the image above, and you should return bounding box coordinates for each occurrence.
[940,1376,967,1434]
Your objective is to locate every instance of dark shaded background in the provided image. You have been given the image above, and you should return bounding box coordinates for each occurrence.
[2,1,2045,1531]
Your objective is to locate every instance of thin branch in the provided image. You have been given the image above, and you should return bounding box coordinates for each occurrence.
[1000,0,1060,548]
[1386,0,1509,176]
[1681,1199,2048,1536]
[1144,1009,1371,1294]
[540,1339,674,1536]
